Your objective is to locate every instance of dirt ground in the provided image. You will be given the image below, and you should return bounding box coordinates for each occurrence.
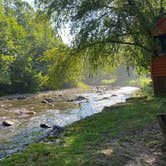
[90,123,166,166]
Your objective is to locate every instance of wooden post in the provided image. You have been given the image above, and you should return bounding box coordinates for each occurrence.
[157,113,166,144]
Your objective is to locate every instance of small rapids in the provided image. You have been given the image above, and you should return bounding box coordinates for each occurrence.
[0,86,139,159]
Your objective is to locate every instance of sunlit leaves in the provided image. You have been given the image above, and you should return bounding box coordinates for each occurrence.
[0,0,77,92]
[44,47,83,89]
[36,0,166,72]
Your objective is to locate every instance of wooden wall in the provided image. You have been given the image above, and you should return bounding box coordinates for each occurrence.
[151,56,166,96]
[151,56,166,77]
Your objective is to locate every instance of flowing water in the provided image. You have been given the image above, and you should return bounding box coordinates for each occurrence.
[0,86,139,159]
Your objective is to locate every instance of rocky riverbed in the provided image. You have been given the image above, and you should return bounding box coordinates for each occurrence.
[0,86,139,159]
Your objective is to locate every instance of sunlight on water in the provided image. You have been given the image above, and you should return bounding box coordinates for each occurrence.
[0,86,139,158]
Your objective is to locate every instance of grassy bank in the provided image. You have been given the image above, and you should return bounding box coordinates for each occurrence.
[1,96,166,166]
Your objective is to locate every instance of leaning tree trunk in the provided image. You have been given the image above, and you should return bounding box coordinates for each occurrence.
[157,113,166,144]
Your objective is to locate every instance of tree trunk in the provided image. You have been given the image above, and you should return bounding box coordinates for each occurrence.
[157,113,166,144]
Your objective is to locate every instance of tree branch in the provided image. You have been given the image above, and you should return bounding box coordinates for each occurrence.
[79,38,151,52]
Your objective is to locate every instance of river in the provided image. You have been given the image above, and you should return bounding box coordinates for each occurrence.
[0,86,139,159]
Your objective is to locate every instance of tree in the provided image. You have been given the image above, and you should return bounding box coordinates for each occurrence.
[43,46,83,89]
[0,1,27,86]
[36,0,166,72]
[10,56,39,93]
[0,0,85,94]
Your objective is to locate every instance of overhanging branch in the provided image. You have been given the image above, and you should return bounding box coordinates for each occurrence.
[79,38,151,52]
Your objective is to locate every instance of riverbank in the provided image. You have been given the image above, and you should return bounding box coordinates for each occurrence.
[0,86,138,159]
[1,95,166,165]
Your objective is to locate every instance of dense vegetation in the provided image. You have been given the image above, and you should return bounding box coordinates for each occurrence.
[0,0,85,95]
[1,0,164,95]
[37,0,165,72]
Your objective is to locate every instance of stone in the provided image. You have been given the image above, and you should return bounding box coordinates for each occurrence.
[17,96,26,100]
[41,99,49,104]
[75,96,87,101]
[97,97,110,101]
[20,111,36,115]
[2,120,14,126]
[48,103,55,107]
[67,98,74,102]
[42,98,54,104]
[40,123,51,128]
[67,96,87,102]
[50,125,65,135]
[111,94,117,97]
[41,98,55,106]
[53,125,64,131]
[45,98,54,103]
[102,97,110,100]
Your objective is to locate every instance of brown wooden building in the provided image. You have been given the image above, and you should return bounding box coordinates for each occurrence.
[151,17,166,96]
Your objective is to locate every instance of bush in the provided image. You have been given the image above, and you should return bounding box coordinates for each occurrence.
[129,76,153,96]
[101,78,116,85]
[10,57,39,93]
[0,83,12,96]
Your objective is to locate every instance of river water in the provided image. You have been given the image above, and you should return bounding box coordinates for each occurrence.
[0,86,139,159]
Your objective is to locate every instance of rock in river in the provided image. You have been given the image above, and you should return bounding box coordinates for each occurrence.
[2,120,14,127]
[40,123,51,128]
[76,96,87,101]
[68,96,88,102]
[17,96,26,100]
[41,99,49,104]
[20,110,36,115]
[42,98,54,103]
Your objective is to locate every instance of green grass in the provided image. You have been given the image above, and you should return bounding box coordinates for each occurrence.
[101,78,116,85]
[0,96,166,166]
[76,81,90,90]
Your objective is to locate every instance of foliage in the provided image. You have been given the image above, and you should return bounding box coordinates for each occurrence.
[101,78,116,85]
[1,96,166,165]
[0,0,84,95]
[129,76,151,87]
[36,0,166,72]
[129,76,153,96]
[44,47,84,89]
[0,55,15,84]
[76,81,90,90]
[10,56,39,93]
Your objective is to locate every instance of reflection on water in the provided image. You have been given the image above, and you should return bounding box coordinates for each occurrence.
[0,86,139,158]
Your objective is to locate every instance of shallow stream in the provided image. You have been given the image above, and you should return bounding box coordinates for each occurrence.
[0,86,139,159]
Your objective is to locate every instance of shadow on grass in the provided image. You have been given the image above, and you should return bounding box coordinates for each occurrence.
[1,97,166,165]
